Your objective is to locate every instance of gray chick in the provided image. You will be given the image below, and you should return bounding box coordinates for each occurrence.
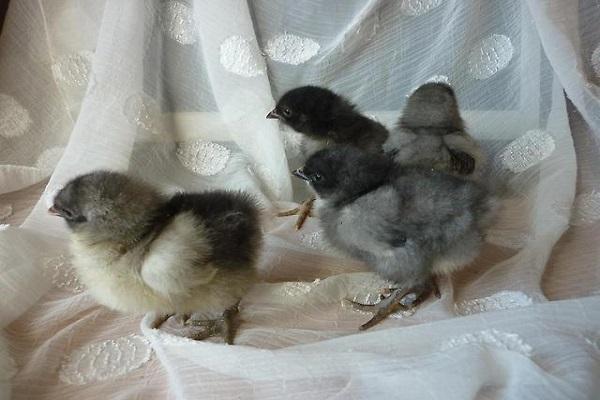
[49,171,262,344]
[267,85,389,229]
[384,82,486,180]
[293,146,497,330]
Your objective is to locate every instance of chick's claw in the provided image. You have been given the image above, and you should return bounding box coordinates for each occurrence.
[347,299,381,313]
[159,305,241,344]
[276,207,301,217]
[158,314,218,341]
[351,280,439,331]
[378,287,399,298]
[276,197,315,230]
[395,280,439,309]
[356,288,411,331]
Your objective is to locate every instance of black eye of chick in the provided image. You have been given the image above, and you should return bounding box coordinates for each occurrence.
[312,173,323,182]
[282,107,292,117]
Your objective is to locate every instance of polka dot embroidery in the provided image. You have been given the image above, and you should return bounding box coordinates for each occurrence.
[219,36,265,77]
[51,51,94,88]
[277,279,321,297]
[499,129,555,173]
[400,0,443,16]
[160,0,197,45]
[59,335,152,385]
[440,329,533,357]
[0,94,32,138]
[455,291,534,315]
[265,33,320,65]
[43,254,85,294]
[468,34,514,80]
[176,140,231,176]
[123,93,165,136]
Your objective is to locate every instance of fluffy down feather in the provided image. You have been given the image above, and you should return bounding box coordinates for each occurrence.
[300,146,497,287]
[53,171,262,317]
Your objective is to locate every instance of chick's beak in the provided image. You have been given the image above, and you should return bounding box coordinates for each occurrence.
[266,109,281,119]
[292,168,310,181]
[48,206,61,217]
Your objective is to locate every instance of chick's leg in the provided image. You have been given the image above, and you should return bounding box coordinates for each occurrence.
[348,278,439,331]
[185,302,240,344]
[158,313,218,340]
[222,303,240,345]
[277,196,315,230]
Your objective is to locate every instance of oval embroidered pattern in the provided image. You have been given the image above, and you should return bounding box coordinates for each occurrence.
[220,36,265,77]
[160,0,197,45]
[441,329,533,357]
[400,0,443,16]
[468,34,514,80]
[176,140,231,176]
[498,129,555,173]
[455,291,533,315]
[59,335,152,385]
[265,34,320,65]
[0,94,32,138]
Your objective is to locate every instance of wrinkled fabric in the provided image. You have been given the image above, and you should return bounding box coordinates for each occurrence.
[1,1,599,399]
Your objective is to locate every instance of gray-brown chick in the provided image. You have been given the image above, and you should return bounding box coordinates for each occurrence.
[267,86,389,229]
[384,82,486,180]
[49,171,262,344]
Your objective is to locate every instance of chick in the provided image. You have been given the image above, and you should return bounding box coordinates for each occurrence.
[267,86,389,229]
[49,171,262,344]
[294,146,496,330]
[384,82,486,180]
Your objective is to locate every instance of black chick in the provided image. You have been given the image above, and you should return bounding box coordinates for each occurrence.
[293,146,497,330]
[267,86,389,229]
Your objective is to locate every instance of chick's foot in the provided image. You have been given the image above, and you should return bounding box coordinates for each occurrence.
[276,196,315,230]
[348,279,439,331]
[159,304,240,344]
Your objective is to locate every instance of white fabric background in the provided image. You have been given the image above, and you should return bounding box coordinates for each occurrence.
[1,0,599,399]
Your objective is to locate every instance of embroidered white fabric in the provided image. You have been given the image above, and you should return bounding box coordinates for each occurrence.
[1,1,600,399]
[58,334,152,385]
[455,290,534,316]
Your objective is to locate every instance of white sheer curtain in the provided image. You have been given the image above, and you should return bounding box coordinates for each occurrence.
[1,1,599,399]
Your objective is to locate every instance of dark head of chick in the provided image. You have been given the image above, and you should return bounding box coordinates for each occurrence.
[267,86,389,155]
[400,82,464,134]
[49,171,162,243]
[267,86,357,140]
[293,146,394,204]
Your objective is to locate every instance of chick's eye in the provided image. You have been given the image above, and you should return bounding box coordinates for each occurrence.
[282,107,292,117]
[62,208,74,218]
[313,173,323,182]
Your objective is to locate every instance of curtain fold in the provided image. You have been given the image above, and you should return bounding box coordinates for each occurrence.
[1,1,599,399]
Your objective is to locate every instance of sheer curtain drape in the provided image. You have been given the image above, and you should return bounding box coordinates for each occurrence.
[1,1,599,399]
